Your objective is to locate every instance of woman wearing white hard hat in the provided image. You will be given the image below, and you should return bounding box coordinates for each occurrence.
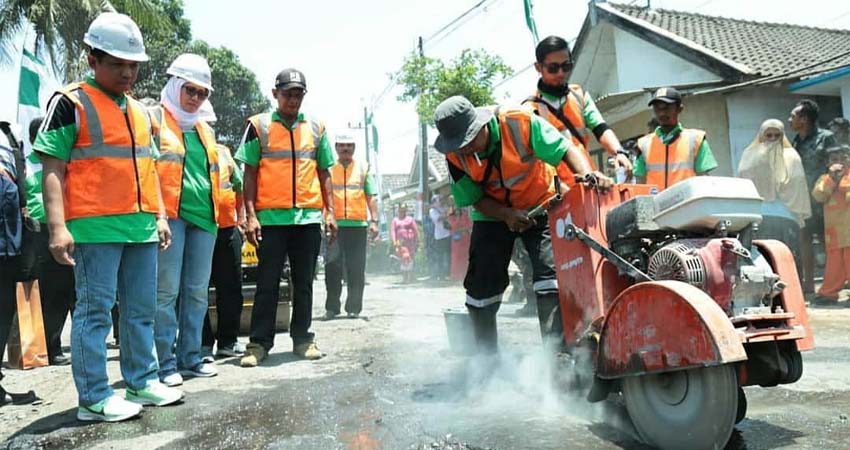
[152,53,223,387]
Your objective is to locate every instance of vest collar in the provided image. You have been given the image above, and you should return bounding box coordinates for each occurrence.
[537,78,569,98]
[272,110,305,130]
[85,76,126,107]
[655,123,684,145]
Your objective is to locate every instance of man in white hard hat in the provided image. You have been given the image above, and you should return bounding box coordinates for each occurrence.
[34,12,184,423]
[324,134,378,320]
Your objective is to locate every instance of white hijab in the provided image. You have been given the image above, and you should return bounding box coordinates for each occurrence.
[160,77,217,131]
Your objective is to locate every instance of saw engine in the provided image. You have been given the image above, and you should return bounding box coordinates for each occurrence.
[605,177,787,317]
[645,238,785,316]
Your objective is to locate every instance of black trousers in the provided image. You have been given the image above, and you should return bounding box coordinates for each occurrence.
[464,218,562,344]
[1,257,19,380]
[250,224,321,349]
[18,227,76,358]
[325,227,367,315]
[433,237,451,278]
[203,227,244,348]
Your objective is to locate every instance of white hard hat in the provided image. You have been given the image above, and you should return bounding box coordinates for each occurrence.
[335,134,356,145]
[167,53,214,92]
[84,12,149,62]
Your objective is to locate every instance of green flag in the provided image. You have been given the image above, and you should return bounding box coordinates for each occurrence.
[17,48,57,223]
[523,0,540,45]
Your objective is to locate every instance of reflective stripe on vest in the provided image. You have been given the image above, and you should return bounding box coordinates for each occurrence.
[252,113,324,210]
[153,107,221,222]
[446,107,556,210]
[641,129,704,190]
[217,145,239,228]
[63,83,159,220]
[331,161,368,221]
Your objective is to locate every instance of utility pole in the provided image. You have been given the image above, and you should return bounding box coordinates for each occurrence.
[363,106,372,169]
[418,36,430,222]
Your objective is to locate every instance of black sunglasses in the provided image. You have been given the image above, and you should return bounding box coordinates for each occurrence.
[544,61,574,74]
[182,85,209,100]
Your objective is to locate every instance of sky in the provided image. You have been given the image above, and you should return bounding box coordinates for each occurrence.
[2,0,850,175]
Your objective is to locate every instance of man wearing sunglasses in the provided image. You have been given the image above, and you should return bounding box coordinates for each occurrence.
[524,35,632,182]
[236,68,336,366]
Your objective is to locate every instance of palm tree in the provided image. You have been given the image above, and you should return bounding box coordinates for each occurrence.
[0,0,166,81]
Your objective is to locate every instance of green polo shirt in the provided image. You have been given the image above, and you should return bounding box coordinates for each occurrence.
[337,160,378,228]
[25,151,45,223]
[449,114,569,221]
[178,130,217,235]
[540,89,606,130]
[633,123,718,178]
[32,77,159,244]
[235,110,335,226]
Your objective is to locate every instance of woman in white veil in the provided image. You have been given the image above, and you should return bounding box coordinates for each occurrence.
[738,118,810,273]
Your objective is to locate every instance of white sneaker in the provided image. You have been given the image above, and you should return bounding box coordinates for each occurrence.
[126,381,185,407]
[161,372,183,387]
[179,363,218,378]
[77,394,142,422]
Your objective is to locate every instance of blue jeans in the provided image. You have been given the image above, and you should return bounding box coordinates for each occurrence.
[155,218,216,377]
[71,243,159,407]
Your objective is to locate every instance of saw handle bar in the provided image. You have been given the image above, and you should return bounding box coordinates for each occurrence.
[574,173,599,187]
[528,193,563,218]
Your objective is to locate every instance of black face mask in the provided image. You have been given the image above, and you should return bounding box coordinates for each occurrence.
[537,78,569,97]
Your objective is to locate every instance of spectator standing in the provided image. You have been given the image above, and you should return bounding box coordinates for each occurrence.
[789,99,837,292]
[1,119,38,407]
[201,144,246,361]
[446,204,472,281]
[151,54,223,386]
[829,117,849,146]
[390,204,418,284]
[35,13,183,422]
[811,145,850,304]
[429,195,451,280]
[324,134,379,319]
[634,87,718,189]
[738,119,811,273]
[237,68,336,366]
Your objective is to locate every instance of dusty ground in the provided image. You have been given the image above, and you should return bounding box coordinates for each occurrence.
[2,274,849,450]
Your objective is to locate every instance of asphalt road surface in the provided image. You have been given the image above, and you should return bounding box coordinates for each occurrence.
[2,275,849,450]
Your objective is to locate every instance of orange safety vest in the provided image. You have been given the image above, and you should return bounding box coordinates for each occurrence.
[250,113,324,210]
[217,144,239,229]
[636,128,706,190]
[524,84,597,182]
[151,107,221,223]
[331,160,369,221]
[446,106,557,210]
[61,82,159,220]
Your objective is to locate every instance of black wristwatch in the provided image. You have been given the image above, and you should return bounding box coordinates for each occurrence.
[615,148,631,157]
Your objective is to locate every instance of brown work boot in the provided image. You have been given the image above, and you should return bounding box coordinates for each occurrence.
[240,343,268,367]
[293,342,325,360]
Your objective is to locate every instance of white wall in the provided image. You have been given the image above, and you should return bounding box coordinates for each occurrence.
[841,83,850,117]
[613,28,719,92]
[725,88,843,174]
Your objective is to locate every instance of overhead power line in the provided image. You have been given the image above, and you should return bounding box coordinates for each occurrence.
[424,0,495,43]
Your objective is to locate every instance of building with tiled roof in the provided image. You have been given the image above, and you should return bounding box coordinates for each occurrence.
[571,1,847,175]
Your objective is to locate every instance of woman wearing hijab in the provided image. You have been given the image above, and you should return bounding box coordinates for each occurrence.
[738,119,811,270]
[152,54,222,386]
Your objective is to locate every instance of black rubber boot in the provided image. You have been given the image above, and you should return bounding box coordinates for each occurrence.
[536,294,565,352]
[466,303,500,354]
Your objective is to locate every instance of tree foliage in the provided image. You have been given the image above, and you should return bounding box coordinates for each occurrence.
[396,48,513,124]
[187,41,270,149]
[0,0,165,79]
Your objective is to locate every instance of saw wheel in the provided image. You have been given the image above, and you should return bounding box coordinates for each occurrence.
[622,364,738,450]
